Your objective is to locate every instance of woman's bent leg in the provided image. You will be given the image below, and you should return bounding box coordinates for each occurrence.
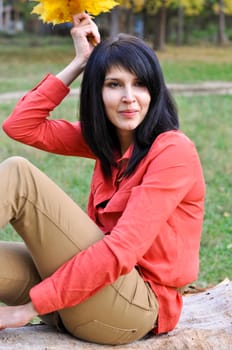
[0,241,41,305]
[0,241,60,328]
[0,156,103,279]
[0,157,158,344]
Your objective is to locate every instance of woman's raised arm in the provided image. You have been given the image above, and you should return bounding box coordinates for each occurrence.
[56,12,100,86]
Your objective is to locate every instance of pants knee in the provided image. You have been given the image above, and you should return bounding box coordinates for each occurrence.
[1,156,34,177]
[3,156,30,168]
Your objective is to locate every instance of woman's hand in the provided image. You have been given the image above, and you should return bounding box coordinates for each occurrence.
[0,302,38,330]
[71,12,100,62]
[56,12,100,86]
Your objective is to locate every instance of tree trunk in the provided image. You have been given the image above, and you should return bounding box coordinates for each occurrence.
[217,0,227,45]
[126,8,135,35]
[109,7,119,38]
[176,6,184,46]
[154,6,167,51]
[0,0,3,31]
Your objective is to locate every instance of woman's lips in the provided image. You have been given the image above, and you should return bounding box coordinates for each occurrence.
[119,109,138,118]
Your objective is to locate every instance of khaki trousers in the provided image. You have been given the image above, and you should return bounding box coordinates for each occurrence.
[0,156,158,345]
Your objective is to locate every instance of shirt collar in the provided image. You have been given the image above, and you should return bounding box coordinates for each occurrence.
[116,144,134,164]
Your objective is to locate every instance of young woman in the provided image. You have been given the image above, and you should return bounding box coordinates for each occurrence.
[0,12,205,345]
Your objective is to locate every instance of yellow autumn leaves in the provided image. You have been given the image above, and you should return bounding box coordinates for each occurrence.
[31,0,118,25]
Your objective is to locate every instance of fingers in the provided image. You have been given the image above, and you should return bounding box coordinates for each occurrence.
[72,12,89,26]
[90,22,101,46]
[71,12,100,46]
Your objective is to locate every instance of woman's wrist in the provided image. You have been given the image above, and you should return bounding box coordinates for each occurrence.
[24,301,38,318]
[56,57,86,86]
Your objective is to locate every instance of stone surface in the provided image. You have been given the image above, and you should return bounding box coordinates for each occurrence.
[0,279,231,349]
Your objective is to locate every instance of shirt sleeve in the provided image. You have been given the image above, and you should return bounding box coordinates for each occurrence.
[29,134,204,315]
[2,74,94,158]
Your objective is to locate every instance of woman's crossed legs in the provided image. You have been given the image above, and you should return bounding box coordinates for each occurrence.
[0,157,158,345]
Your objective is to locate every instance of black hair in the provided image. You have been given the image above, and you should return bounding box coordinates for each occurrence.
[80,33,179,178]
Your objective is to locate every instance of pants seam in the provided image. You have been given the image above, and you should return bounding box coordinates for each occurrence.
[16,195,83,251]
[110,283,156,312]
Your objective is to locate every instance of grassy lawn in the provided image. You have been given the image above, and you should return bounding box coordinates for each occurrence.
[177,94,232,286]
[0,35,80,93]
[0,34,231,287]
[159,45,232,84]
[1,34,232,92]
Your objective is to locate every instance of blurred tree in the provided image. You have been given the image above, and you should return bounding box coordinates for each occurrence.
[109,6,120,37]
[0,0,28,33]
[145,0,205,49]
[173,0,205,45]
[118,0,145,34]
[0,0,3,30]
[119,0,145,12]
[2,0,232,46]
[145,0,172,50]
[210,0,232,44]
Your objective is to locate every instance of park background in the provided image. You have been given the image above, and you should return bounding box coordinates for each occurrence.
[0,0,232,289]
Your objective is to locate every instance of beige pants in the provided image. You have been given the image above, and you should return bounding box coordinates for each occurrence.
[0,156,158,345]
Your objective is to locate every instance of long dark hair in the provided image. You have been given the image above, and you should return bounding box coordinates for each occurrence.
[80,34,179,177]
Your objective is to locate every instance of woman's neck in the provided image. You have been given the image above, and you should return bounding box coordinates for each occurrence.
[118,131,133,156]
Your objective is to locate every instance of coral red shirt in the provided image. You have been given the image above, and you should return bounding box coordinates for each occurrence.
[2,74,205,334]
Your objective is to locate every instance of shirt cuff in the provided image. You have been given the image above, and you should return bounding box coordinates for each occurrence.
[29,278,59,315]
[32,74,70,106]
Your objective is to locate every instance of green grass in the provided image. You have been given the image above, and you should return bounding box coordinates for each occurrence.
[162,61,232,84]
[0,35,80,93]
[158,45,232,84]
[0,36,232,287]
[177,94,232,286]
[1,35,232,92]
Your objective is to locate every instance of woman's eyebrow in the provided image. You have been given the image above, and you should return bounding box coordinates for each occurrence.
[105,76,120,80]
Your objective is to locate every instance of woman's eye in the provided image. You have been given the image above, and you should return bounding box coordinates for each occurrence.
[135,80,145,87]
[107,81,119,88]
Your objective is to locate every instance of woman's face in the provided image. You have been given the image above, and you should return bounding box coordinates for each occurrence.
[102,66,151,152]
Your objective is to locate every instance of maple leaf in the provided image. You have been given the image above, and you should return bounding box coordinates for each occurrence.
[31,0,118,25]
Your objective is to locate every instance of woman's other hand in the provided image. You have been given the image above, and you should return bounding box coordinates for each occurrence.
[0,302,38,330]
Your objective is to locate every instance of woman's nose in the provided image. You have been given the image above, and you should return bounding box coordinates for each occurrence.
[121,87,135,103]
